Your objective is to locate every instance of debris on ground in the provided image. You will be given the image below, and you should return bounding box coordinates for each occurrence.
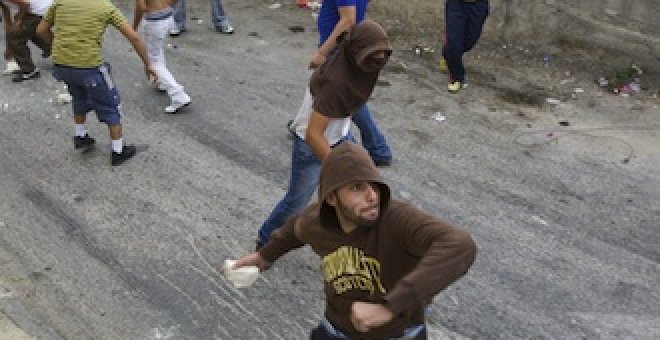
[597,64,644,95]
[431,112,446,123]
[288,25,305,33]
[546,98,561,105]
[413,43,435,56]
[56,93,72,104]
[268,3,282,10]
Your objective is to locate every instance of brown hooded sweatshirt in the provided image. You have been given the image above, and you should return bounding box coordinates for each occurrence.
[310,19,392,119]
[260,142,477,339]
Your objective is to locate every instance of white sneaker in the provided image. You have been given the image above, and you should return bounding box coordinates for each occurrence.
[216,23,234,34]
[156,82,167,92]
[164,96,191,113]
[168,28,182,37]
[2,60,20,75]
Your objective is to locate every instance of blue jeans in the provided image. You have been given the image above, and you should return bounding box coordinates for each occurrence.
[442,0,489,83]
[258,134,352,243]
[172,0,231,31]
[352,104,391,163]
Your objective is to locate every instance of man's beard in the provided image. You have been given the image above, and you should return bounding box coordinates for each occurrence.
[337,201,380,227]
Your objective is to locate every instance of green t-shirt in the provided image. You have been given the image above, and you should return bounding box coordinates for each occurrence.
[43,0,127,68]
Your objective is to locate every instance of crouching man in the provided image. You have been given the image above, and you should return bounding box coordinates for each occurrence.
[230,142,477,339]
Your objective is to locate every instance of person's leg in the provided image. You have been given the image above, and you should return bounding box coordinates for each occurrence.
[6,16,38,81]
[25,15,51,57]
[53,66,96,149]
[145,17,190,112]
[171,0,187,33]
[257,136,321,244]
[463,0,489,53]
[351,104,392,166]
[210,0,233,33]
[443,0,467,84]
[88,63,136,164]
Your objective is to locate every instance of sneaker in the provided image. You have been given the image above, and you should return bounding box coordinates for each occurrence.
[164,97,191,113]
[73,134,95,149]
[111,144,137,166]
[156,82,167,93]
[11,68,40,82]
[216,23,234,34]
[2,60,20,75]
[447,81,462,93]
[168,28,183,37]
[438,57,448,72]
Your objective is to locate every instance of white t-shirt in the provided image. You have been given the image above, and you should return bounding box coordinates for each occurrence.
[29,0,53,16]
[292,87,351,146]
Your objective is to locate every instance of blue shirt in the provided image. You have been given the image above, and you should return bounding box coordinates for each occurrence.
[317,0,369,44]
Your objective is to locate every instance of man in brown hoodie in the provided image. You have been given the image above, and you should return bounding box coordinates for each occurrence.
[231,142,477,339]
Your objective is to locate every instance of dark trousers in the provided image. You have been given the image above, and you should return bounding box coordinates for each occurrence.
[309,324,428,340]
[7,13,51,72]
[442,0,489,83]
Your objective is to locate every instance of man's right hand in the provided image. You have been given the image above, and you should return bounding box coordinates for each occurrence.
[145,64,157,82]
[231,252,270,272]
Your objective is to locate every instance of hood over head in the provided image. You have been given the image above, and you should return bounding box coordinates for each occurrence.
[310,20,392,119]
[318,142,391,228]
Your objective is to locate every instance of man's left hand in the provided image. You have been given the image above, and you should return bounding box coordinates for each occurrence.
[350,301,394,333]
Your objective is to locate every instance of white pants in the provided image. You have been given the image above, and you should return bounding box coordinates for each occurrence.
[140,16,189,103]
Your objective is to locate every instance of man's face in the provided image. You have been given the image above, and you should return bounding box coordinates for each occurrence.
[332,182,381,227]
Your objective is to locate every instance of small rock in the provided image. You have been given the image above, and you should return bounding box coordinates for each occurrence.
[431,112,446,123]
[288,25,305,33]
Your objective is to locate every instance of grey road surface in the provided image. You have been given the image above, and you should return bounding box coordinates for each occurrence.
[0,1,659,339]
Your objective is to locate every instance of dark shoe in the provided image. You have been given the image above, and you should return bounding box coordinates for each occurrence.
[73,134,95,149]
[12,68,40,82]
[42,48,51,58]
[111,144,137,166]
[372,157,392,167]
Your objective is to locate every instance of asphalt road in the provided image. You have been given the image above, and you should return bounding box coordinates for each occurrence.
[0,1,659,339]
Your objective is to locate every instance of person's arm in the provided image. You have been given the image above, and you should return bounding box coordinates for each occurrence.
[383,204,477,317]
[36,2,56,44]
[7,0,28,32]
[116,22,156,81]
[132,0,144,31]
[309,5,356,69]
[1,1,13,60]
[305,111,332,161]
[35,18,53,44]
[232,216,306,271]
[1,2,12,28]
